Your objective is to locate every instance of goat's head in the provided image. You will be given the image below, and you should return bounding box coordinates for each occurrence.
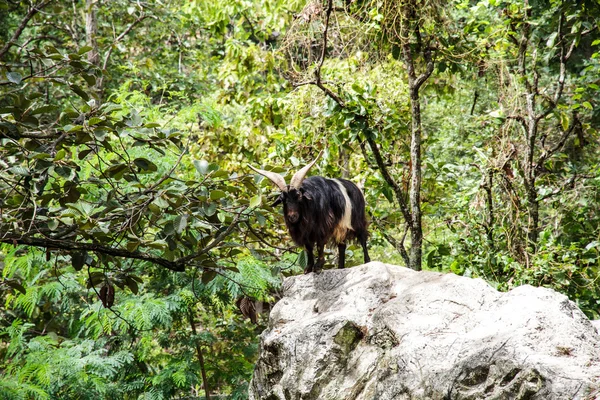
[249,152,321,224]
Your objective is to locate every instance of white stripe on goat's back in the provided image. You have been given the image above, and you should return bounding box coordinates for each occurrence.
[332,179,353,243]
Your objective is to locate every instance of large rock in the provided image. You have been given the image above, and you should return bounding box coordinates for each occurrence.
[250,262,600,400]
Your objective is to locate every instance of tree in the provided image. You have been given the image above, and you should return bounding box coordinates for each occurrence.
[278,0,456,270]
[0,0,290,397]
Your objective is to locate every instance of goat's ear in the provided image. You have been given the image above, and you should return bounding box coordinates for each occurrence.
[300,189,312,201]
[271,194,283,207]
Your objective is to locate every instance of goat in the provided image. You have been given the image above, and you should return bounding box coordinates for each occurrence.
[249,152,370,274]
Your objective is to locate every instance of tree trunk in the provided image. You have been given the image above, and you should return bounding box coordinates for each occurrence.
[401,22,432,271]
[483,167,494,249]
[525,92,539,248]
[526,185,540,247]
[340,147,350,179]
[408,89,423,271]
[85,0,99,66]
[188,309,211,400]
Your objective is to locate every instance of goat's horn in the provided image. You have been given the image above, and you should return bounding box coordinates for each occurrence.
[249,165,288,191]
[290,150,322,189]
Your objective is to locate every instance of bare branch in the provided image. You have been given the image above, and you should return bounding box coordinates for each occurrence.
[506,115,527,132]
[371,215,410,266]
[536,113,580,175]
[308,0,345,107]
[364,133,412,227]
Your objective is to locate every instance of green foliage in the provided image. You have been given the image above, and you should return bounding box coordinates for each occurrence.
[0,0,294,398]
[1,0,600,398]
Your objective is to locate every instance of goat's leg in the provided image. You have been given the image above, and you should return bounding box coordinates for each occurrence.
[314,242,326,273]
[304,244,315,274]
[338,242,347,269]
[360,234,370,264]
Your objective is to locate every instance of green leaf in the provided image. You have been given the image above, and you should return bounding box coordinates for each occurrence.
[31,105,57,115]
[154,197,169,209]
[146,240,167,250]
[249,195,261,208]
[426,249,437,268]
[134,157,158,171]
[126,240,140,252]
[546,32,558,48]
[6,72,22,84]
[204,202,217,216]
[106,163,128,178]
[82,73,96,86]
[101,103,122,113]
[124,276,139,294]
[210,190,226,200]
[9,166,29,176]
[193,159,209,174]
[54,149,66,161]
[63,124,84,132]
[582,101,593,110]
[208,163,220,173]
[45,45,60,54]
[255,210,266,226]
[78,45,93,54]
[174,214,188,234]
[78,149,93,160]
[93,127,107,141]
[0,121,19,138]
[298,250,307,268]
[128,109,141,126]
[47,219,59,231]
[88,117,103,125]
[560,112,569,131]
[70,84,89,101]
[87,271,105,288]
[202,269,217,284]
[71,251,87,271]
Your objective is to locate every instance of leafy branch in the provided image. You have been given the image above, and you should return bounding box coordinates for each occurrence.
[0,0,55,60]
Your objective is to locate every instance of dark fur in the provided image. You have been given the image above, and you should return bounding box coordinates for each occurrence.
[278,176,370,273]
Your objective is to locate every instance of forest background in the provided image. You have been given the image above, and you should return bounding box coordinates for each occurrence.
[1,0,599,398]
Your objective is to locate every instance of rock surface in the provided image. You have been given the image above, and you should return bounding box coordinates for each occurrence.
[250,262,600,400]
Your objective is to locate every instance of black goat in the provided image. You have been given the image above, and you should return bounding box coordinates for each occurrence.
[250,153,370,274]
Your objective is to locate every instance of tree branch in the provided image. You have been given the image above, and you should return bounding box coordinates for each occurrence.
[0,0,55,61]
[296,0,345,107]
[537,175,576,202]
[0,211,245,272]
[364,133,412,227]
[96,14,156,94]
[413,44,434,92]
[0,235,186,271]
[535,113,580,176]
[371,215,410,266]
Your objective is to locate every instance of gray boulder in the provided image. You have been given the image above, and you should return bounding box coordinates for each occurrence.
[250,262,600,400]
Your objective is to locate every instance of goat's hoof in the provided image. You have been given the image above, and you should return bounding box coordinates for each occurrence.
[313,261,324,274]
[304,266,313,274]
